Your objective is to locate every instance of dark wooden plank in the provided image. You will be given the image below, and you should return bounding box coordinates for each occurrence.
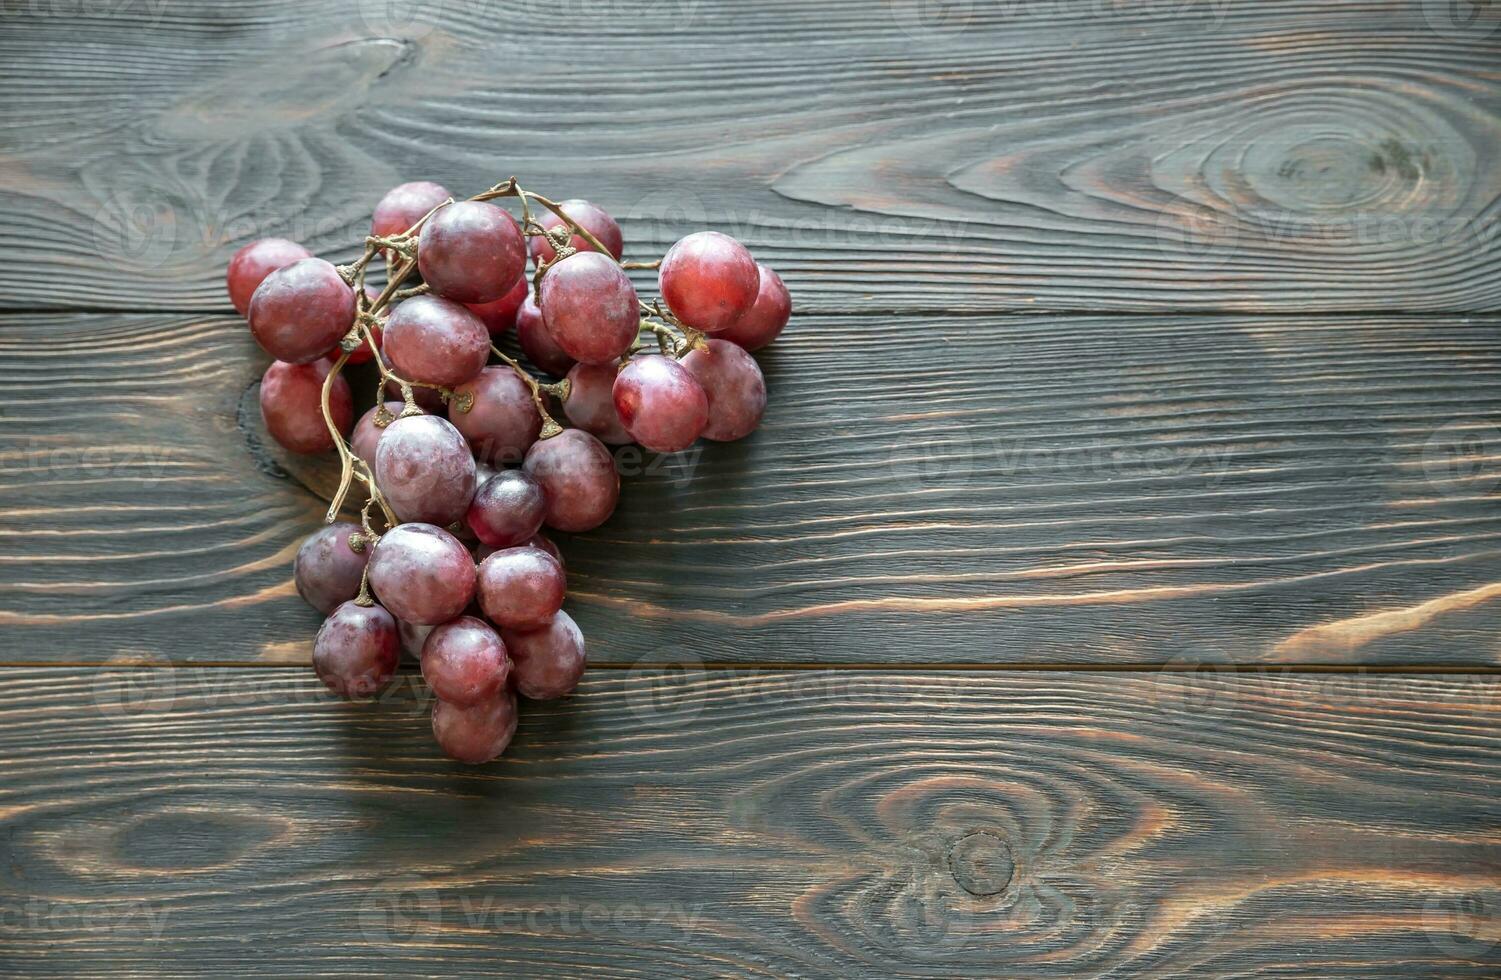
[1,2,1499,313]
[4,312,1501,666]
[0,667,1496,977]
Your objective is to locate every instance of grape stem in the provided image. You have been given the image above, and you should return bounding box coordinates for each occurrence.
[490,344,567,438]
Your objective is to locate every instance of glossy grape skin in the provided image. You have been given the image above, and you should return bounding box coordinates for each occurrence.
[516,295,576,376]
[563,361,632,445]
[658,231,760,333]
[420,615,511,707]
[718,263,790,351]
[529,199,624,265]
[368,522,477,625]
[467,469,547,548]
[501,609,586,700]
[294,521,369,614]
[537,252,638,365]
[477,547,566,629]
[431,690,518,764]
[226,238,310,316]
[450,366,542,466]
[397,619,434,661]
[350,400,423,466]
[372,180,452,241]
[374,415,476,526]
[381,351,447,412]
[523,429,620,532]
[313,600,399,698]
[418,201,526,304]
[681,338,767,442]
[613,355,708,452]
[465,276,528,335]
[260,359,352,454]
[475,533,562,567]
[248,257,357,364]
[382,295,490,389]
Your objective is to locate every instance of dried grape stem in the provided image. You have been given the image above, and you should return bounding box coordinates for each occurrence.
[490,344,566,438]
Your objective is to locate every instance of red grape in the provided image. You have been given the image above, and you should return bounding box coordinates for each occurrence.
[398,619,434,660]
[501,609,586,700]
[431,690,518,764]
[612,355,708,452]
[248,257,357,364]
[681,338,766,441]
[368,522,476,625]
[658,231,759,333]
[467,469,546,548]
[350,400,422,465]
[294,521,369,615]
[313,600,399,698]
[516,295,576,376]
[537,252,638,365]
[526,533,564,568]
[563,361,632,445]
[529,199,624,265]
[372,180,452,241]
[260,358,352,454]
[465,276,528,335]
[374,415,476,526]
[421,614,510,706]
[227,238,310,316]
[450,366,542,466]
[381,350,447,412]
[476,547,566,629]
[382,295,490,389]
[523,429,620,532]
[718,263,790,351]
[325,286,384,364]
[418,201,526,304]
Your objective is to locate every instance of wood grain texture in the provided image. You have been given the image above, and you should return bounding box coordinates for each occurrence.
[1,2,1499,313]
[4,311,1501,666]
[0,668,1496,977]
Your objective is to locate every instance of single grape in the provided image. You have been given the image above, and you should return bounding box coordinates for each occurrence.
[248,257,357,364]
[467,469,546,548]
[294,521,369,614]
[418,201,526,304]
[350,400,422,465]
[523,429,620,532]
[477,547,566,629]
[382,294,490,389]
[397,619,434,661]
[612,354,708,452]
[465,275,528,335]
[537,252,638,365]
[529,199,624,265]
[226,238,310,316]
[313,600,399,698]
[421,614,510,707]
[381,350,447,412]
[658,231,759,333]
[367,522,477,625]
[563,361,632,445]
[325,286,384,364]
[681,338,767,441]
[372,180,452,242]
[374,415,476,526]
[526,533,564,568]
[431,689,518,764]
[450,366,542,465]
[516,295,576,376]
[501,609,586,700]
[260,358,352,454]
[718,263,790,351]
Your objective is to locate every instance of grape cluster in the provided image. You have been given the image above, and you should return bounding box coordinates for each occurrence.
[227,178,790,763]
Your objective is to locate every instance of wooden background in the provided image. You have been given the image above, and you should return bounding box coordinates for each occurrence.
[1,0,1499,975]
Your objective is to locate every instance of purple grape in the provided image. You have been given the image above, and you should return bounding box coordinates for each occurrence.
[367,522,477,625]
[516,294,576,376]
[538,252,638,365]
[248,257,357,364]
[260,358,352,455]
[421,614,511,706]
[382,294,490,389]
[563,361,632,445]
[613,355,708,452]
[350,400,422,465]
[658,231,759,333]
[313,600,399,698]
[431,690,518,764]
[381,350,448,412]
[374,415,477,526]
[477,547,566,629]
[718,263,790,351]
[227,237,310,316]
[294,521,369,615]
[522,429,620,532]
[372,180,452,242]
[450,366,542,466]
[465,275,528,335]
[681,338,767,441]
[529,199,624,265]
[467,470,546,548]
[501,610,586,700]
[526,533,564,568]
[418,201,526,304]
[398,619,434,661]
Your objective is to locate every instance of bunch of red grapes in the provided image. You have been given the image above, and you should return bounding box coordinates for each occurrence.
[225,178,790,763]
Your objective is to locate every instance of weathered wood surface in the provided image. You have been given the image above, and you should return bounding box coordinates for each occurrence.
[0,668,1496,977]
[3,312,1500,666]
[1,2,1499,313]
